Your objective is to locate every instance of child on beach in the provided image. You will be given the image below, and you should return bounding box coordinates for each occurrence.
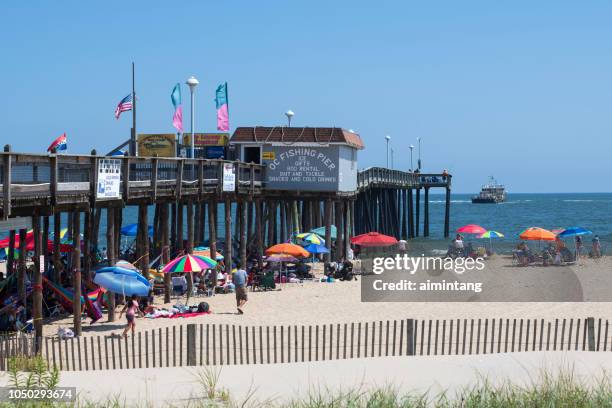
[119,295,142,338]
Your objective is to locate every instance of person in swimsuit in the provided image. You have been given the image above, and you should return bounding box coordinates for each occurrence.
[119,295,141,338]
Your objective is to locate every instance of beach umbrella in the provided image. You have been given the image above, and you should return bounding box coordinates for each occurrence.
[350,232,398,247]
[266,253,298,263]
[296,232,325,245]
[303,243,329,263]
[303,243,329,254]
[519,227,556,241]
[265,243,309,258]
[456,224,487,235]
[94,266,151,296]
[310,226,337,240]
[193,247,224,261]
[477,231,504,251]
[162,254,216,273]
[115,260,138,270]
[120,223,153,237]
[557,227,592,238]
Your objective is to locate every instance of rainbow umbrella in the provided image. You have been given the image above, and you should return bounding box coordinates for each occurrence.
[296,232,325,245]
[162,254,216,273]
[477,230,504,251]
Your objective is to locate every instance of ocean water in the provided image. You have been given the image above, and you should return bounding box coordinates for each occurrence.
[418,192,612,254]
[3,193,611,255]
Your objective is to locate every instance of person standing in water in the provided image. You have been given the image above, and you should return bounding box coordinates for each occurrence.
[119,295,141,338]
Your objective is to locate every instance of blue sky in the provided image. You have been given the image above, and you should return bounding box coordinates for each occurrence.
[2,1,612,193]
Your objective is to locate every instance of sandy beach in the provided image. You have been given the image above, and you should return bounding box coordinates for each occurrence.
[41,255,612,337]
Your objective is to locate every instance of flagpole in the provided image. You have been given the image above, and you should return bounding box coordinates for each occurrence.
[131,62,137,156]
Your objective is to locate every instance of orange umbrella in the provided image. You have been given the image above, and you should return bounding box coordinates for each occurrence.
[265,243,309,258]
[519,227,556,241]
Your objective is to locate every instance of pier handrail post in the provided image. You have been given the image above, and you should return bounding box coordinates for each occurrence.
[49,153,58,207]
[176,158,184,199]
[250,163,255,193]
[121,156,130,201]
[198,159,204,198]
[2,145,11,220]
[151,156,158,201]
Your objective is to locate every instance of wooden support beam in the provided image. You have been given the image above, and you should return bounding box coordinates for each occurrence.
[186,201,194,298]
[324,199,332,264]
[18,228,26,306]
[171,203,177,255]
[2,146,11,220]
[82,210,91,283]
[53,213,62,283]
[7,230,15,278]
[106,207,116,322]
[424,187,430,237]
[408,188,415,239]
[208,200,218,268]
[444,187,451,238]
[161,204,171,304]
[224,199,232,274]
[137,204,149,279]
[177,202,184,255]
[279,200,286,242]
[415,188,420,237]
[32,215,43,352]
[240,200,247,269]
[255,199,263,268]
[343,199,350,258]
[72,210,82,336]
[199,202,207,245]
[194,202,201,247]
[401,189,407,240]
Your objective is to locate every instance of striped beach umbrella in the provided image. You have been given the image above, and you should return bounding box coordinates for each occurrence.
[162,254,216,273]
[477,230,504,251]
[296,232,325,245]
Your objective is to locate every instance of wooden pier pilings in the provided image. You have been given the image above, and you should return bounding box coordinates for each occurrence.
[0,151,451,349]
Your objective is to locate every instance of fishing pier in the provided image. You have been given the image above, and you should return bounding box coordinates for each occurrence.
[0,127,452,349]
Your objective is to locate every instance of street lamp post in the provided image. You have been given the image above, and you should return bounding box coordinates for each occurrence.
[186,75,199,158]
[417,137,422,170]
[285,110,294,127]
[409,144,414,171]
[385,135,391,168]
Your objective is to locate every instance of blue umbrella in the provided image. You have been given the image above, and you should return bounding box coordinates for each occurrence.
[558,227,592,237]
[303,243,329,263]
[303,243,329,254]
[94,266,151,296]
[121,223,153,237]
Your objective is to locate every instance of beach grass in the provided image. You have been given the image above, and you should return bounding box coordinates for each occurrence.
[1,365,611,407]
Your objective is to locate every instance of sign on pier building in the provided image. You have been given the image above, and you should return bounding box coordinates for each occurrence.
[230,127,364,192]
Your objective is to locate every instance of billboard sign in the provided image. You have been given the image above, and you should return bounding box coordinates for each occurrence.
[137,134,177,157]
[97,159,122,199]
[222,163,236,192]
[262,146,339,191]
[182,133,229,146]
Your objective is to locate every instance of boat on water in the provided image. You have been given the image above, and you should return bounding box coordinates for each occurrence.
[472,177,506,203]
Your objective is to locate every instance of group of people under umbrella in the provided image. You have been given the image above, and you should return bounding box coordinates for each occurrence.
[450,224,602,265]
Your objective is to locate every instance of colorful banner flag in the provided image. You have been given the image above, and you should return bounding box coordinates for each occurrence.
[47,133,67,152]
[171,83,183,133]
[114,94,133,119]
[215,82,229,132]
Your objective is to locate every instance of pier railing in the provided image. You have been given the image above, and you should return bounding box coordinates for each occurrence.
[357,167,451,190]
[0,151,264,217]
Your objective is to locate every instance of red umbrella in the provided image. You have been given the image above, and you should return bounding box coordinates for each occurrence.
[456,224,486,235]
[350,232,398,247]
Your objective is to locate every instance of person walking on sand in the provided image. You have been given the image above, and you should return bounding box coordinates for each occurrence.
[119,295,142,338]
[233,263,248,314]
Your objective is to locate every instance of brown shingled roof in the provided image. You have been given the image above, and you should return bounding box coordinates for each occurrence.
[231,127,365,149]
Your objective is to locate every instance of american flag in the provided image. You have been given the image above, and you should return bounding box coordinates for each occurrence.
[114,94,133,119]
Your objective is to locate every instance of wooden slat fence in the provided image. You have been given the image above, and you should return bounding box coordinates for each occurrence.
[0,317,609,371]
